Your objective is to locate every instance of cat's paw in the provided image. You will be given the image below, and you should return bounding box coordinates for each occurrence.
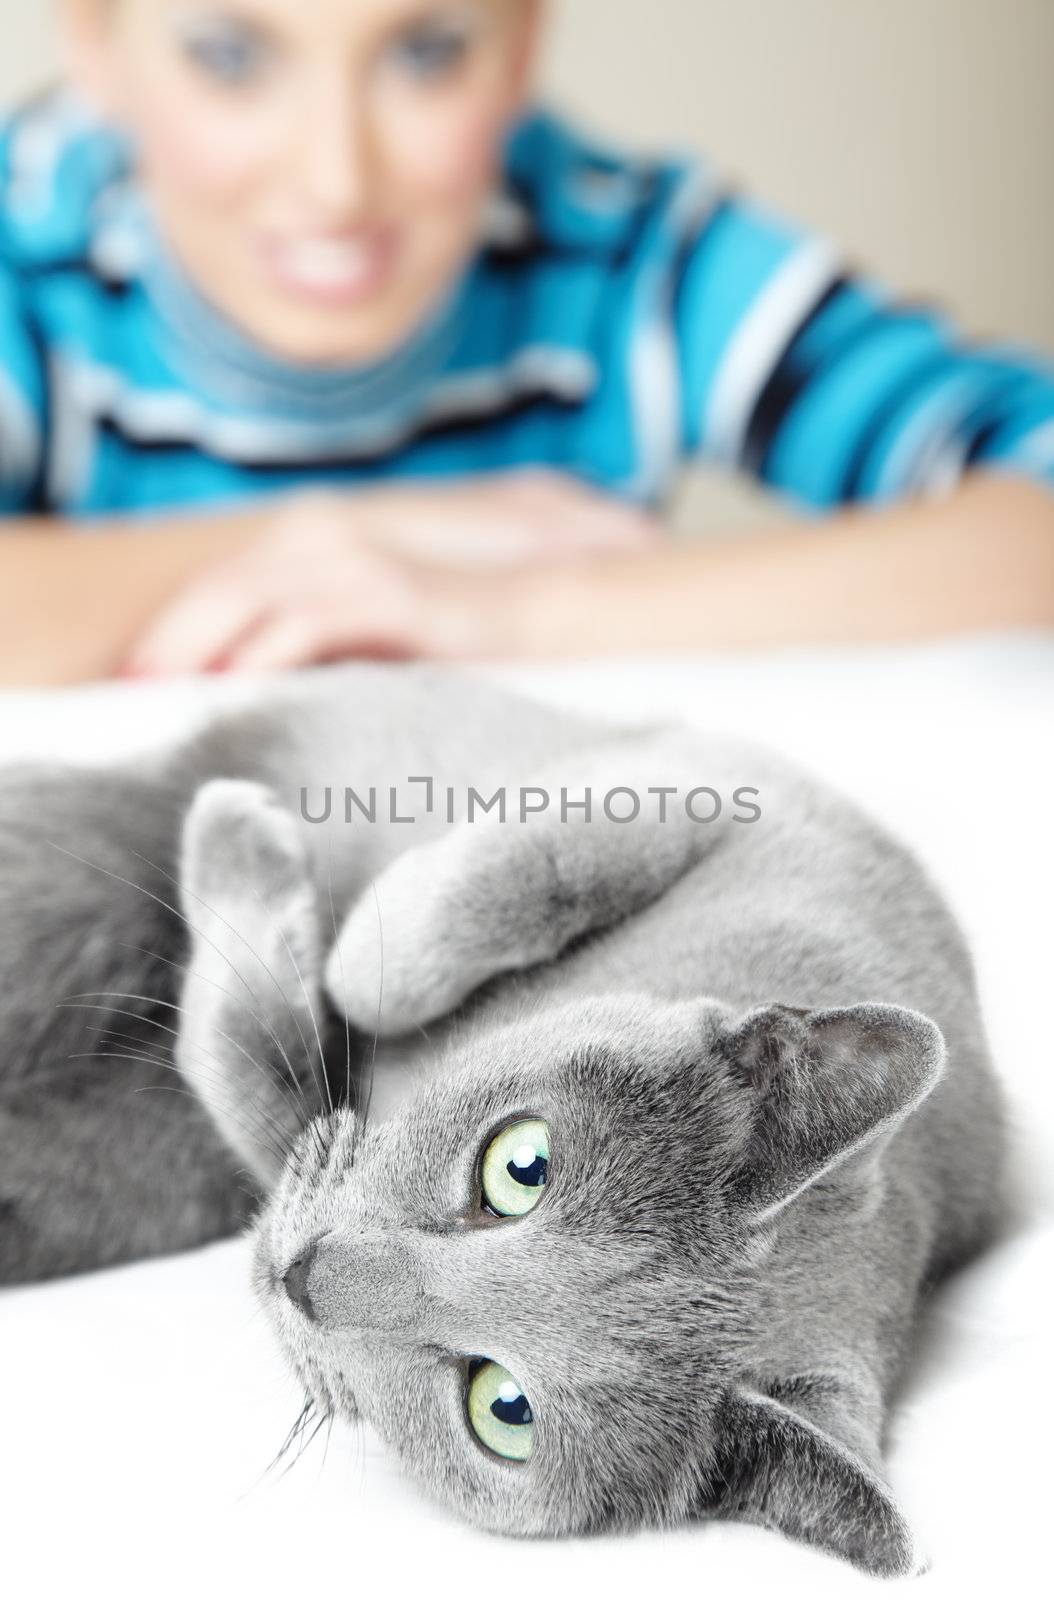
[323,831,477,1035]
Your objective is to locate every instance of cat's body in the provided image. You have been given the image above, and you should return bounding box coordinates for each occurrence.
[0,666,1004,1575]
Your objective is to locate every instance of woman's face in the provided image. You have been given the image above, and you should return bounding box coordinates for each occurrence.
[64,0,539,364]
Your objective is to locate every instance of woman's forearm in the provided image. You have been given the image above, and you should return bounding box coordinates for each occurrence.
[3,471,1051,685]
[0,476,658,685]
[0,509,262,686]
[505,473,1054,655]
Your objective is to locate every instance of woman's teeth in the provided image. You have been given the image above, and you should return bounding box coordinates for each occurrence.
[273,237,390,295]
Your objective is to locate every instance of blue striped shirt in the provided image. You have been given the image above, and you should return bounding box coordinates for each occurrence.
[1,89,1052,519]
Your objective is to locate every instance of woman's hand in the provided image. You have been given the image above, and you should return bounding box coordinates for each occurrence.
[122,473,660,675]
[340,471,660,567]
[2,468,1049,687]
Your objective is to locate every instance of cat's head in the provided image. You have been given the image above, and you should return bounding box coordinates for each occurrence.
[176,780,944,1577]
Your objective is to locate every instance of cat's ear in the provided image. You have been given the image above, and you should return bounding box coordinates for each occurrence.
[719,1002,944,1220]
[324,745,710,1036]
[176,780,325,1190]
[699,1384,921,1577]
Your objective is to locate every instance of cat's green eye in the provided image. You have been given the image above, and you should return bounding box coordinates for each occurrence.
[467,1360,534,1462]
[480,1118,550,1218]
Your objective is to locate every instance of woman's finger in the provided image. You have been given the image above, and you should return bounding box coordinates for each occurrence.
[555,507,662,554]
[222,603,424,672]
[122,565,268,676]
[485,473,664,554]
[360,493,660,568]
[218,611,337,673]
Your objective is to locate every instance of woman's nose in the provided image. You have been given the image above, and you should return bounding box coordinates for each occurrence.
[291,83,374,218]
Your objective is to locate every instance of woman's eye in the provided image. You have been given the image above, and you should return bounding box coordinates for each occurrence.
[480,1118,549,1218]
[179,26,270,86]
[389,25,472,81]
[467,1360,534,1462]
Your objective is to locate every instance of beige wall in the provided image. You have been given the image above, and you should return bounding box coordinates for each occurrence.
[543,0,1054,352]
[0,7,55,107]
[4,2,1051,527]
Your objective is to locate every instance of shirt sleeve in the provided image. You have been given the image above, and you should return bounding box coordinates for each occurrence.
[0,257,46,513]
[674,194,1054,506]
[0,108,48,517]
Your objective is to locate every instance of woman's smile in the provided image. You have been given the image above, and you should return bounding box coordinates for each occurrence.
[256,226,401,308]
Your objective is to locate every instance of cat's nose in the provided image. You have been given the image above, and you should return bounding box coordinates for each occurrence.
[282,1241,319,1321]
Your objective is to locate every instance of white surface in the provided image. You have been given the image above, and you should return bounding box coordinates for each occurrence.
[2,635,1052,1600]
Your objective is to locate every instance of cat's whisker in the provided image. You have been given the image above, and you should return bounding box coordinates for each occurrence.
[347,1411,369,1500]
[128,1082,290,1174]
[124,841,329,1124]
[69,1049,290,1171]
[60,1004,295,1167]
[89,1024,296,1163]
[75,1000,293,1144]
[87,1062,287,1177]
[60,989,305,1128]
[49,841,325,1142]
[266,1398,323,1481]
[114,940,317,1127]
[284,1410,329,1477]
[352,881,385,1163]
[250,1397,316,1489]
[51,837,326,1154]
[246,878,333,1119]
[323,835,354,1115]
[316,1412,336,1483]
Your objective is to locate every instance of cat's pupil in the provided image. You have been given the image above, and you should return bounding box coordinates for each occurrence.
[491,1384,532,1428]
[507,1148,547,1189]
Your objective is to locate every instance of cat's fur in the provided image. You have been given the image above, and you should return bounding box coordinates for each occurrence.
[0,666,1005,1575]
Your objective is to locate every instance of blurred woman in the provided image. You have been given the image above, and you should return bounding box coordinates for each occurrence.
[0,0,1051,682]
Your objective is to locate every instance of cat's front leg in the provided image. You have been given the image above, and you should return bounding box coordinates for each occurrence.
[0,1058,247,1284]
[323,729,728,1037]
[0,762,249,1281]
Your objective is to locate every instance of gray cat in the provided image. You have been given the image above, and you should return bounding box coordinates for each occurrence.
[0,665,1005,1576]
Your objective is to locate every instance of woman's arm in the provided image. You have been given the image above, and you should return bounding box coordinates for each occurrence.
[0,475,658,685]
[117,470,1054,674]
[498,472,1054,656]
[0,510,263,686]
